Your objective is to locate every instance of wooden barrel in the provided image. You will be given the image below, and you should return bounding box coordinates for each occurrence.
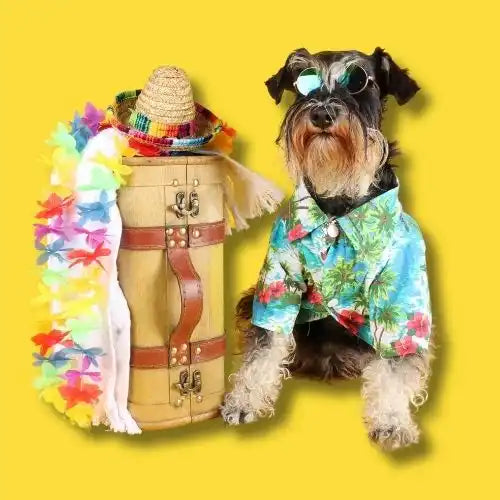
[117,155,226,430]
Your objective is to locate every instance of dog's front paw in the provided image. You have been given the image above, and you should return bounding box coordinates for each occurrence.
[220,390,260,426]
[368,421,420,451]
[221,404,258,425]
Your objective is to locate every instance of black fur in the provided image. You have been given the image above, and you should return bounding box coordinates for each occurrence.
[265,48,311,104]
[372,47,420,105]
[292,317,375,379]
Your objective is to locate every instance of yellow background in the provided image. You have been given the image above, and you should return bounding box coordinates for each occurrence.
[1,0,499,498]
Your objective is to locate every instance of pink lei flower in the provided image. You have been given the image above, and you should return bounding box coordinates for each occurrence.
[407,312,430,338]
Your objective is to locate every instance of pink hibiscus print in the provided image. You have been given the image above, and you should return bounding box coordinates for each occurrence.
[306,286,322,304]
[394,336,418,357]
[288,223,308,242]
[258,288,272,304]
[269,281,286,298]
[337,309,365,335]
[407,312,430,338]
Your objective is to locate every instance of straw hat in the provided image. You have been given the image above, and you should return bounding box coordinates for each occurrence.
[106,66,232,154]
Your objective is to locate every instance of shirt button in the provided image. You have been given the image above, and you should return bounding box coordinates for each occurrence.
[327,221,339,238]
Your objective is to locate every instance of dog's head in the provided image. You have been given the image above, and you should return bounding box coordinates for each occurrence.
[266,48,419,198]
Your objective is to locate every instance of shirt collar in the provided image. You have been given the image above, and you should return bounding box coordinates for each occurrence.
[286,181,402,250]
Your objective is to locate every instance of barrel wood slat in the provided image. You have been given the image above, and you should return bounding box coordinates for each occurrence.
[117,155,226,430]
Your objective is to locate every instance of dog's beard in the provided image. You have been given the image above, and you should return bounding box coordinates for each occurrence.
[284,112,387,198]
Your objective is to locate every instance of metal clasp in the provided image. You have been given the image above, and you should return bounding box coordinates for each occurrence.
[173,369,190,407]
[175,369,191,396]
[191,370,202,394]
[175,369,202,395]
[192,370,203,403]
[172,192,188,218]
[171,191,200,218]
[188,191,199,217]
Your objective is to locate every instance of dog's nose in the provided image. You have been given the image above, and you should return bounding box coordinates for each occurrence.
[310,107,333,129]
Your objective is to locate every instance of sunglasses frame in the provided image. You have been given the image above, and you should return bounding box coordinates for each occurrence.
[340,63,375,95]
[293,64,376,96]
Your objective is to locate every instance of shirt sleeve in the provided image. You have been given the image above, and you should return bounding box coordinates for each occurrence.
[368,217,432,357]
[251,216,305,335]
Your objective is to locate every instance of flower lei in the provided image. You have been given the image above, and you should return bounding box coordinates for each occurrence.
[32,102,282,429]
[32,104,135,427]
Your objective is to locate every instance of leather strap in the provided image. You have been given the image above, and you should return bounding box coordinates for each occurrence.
[120,221,225,367]
[191,336,227,364]
[166,227,203,367]
[121,220,225,250]
[131,335,226,369]
[188,221,225,248]
[130,346,169,369]
[121,227,167,250]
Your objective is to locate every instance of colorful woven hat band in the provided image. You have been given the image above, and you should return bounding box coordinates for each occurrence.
[106,90,228,151]
[128,109,195,139]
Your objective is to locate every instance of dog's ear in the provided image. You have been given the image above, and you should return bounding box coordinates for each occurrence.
[265,48,310,104]
[372,47,420,105]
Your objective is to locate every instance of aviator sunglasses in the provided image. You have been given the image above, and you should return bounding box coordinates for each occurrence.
[293,64,374,97]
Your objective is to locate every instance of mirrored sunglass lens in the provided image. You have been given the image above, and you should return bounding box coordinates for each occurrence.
[295,69,322,96]
[296,75,322,96]
[339,65,369,94]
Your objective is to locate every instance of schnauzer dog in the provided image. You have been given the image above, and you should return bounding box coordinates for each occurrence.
[221,48,432,451]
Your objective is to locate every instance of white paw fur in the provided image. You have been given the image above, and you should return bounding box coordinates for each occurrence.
[221,332,295,424]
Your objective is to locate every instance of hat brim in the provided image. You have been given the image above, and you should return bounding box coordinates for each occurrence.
[107,90,224,152]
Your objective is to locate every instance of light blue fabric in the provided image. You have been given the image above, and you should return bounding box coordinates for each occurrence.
[251,182,432,357]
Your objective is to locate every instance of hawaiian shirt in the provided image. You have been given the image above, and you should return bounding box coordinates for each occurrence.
[251,181,431,357]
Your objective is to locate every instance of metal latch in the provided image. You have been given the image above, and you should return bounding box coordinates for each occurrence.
[172,192,187,218]
[188,191,199,217]
[172,191,200,218]
[175,369,191,396]
[173,369,203,407]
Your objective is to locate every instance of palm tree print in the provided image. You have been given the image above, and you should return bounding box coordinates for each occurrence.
[322,258,359,297]
[251,181,431,358]
[376,303,403,331]
[261,256,272,274]
[357,237,385,262]
[372,201,397,234]
[373,303,403,348]
[307,204,326,226]
[280,262,304,293]
[370,267,397,304]
[352,286,369,314]
[289,196,313,227]
[349,206,372,225]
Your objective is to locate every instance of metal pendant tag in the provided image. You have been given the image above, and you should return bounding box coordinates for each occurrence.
[327,221,339,238]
